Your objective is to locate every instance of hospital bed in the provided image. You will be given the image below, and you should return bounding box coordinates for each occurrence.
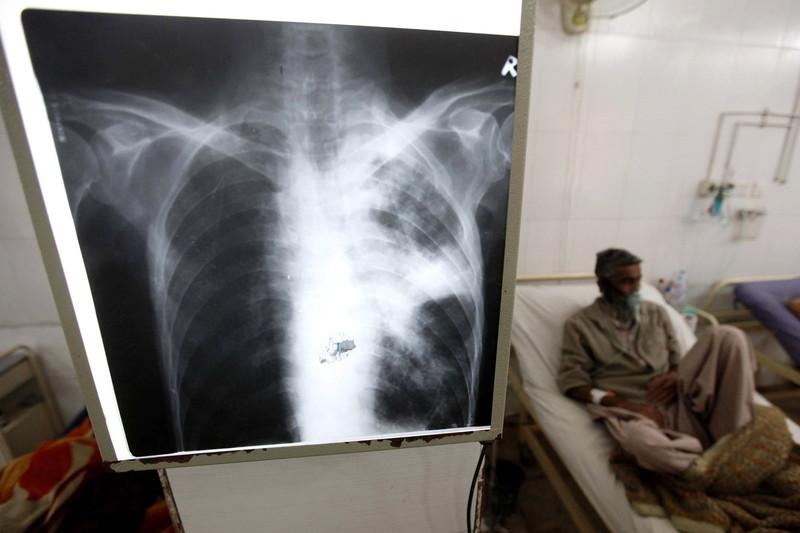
[508,274,800,533]
[702,275,800,390]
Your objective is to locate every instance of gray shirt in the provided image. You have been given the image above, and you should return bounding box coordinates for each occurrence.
[557,298,682,400]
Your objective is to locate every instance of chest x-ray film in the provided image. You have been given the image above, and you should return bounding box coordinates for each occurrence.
[0,1,528,469]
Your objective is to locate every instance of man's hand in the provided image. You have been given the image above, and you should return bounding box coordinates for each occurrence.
[646,371,678,405]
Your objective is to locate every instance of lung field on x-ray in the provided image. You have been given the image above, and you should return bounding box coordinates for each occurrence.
[23,11,516,456]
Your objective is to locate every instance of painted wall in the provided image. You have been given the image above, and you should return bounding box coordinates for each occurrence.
[519,0,800,303]
[0,118,82,424]
[166,443,481,533]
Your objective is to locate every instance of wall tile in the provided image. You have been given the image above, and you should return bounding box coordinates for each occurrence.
[768,49,800,112]
[1,239,58,325]
[724,46,781,112]
[519,219,565,275]
[764,216,800,268]
[673,129,718,186]
[0,242,14,324]
[765,165,800,216]
[615,217,690,283]
[680,43,736,140]
[564,218,620,272]
[530,29,581,131]
[570,131,631,219]
[620,133,682,218]
[738,0,795,48]
[0,120,35,240]
[522,130,571,220]
[534,0,565,35]
[590,0,654,37]
[781,0,800,49]
[635,41,693,134]
[649,0,747,44]
[581,34,645,133]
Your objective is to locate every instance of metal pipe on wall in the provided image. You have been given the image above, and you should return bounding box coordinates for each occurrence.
[774,70,800,184]
[721,121,791,184]
[704,110,800,186]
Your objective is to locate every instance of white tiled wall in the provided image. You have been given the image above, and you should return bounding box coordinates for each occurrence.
[520,0,800,301]
[0,118,81,424]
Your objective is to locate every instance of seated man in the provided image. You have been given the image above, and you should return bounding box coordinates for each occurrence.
[557,248,756,474]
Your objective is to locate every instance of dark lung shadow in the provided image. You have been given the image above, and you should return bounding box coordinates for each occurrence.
[74,194,175,456]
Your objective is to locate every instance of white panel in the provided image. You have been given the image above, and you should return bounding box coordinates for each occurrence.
[634,41,692,134]
[769,49,800,111]
[672,130,715,184]
[0,119,35,240]
[648,0,702,41]
[782,0,800,49]
[0,242,15,324]
[590,1,654,37]
[167,443,481,533]
[680,43,736,143]
[724,46,781,112]
[520,219,565,274]
[616,217,689,281]
[620,133,682,218]
[0,239,58,325]
[582,34,644,133]
[738,0,794,48]
[533,0,562,35]
[565,219,620,272]
[649,0,747,44]
[530,29,580,131]
[765,169,800,217]
[523,130,571,220]
[570,132,632,219]
[764,216,800,268]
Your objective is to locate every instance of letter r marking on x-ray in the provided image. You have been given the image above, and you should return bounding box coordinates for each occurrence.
[501,55,518,78]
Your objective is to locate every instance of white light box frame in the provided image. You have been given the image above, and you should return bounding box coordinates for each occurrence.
[0,0,533,471]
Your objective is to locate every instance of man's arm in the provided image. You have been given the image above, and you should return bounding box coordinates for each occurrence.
[559,318,664,425]
[557,320,595,395]
[565,384,665,426]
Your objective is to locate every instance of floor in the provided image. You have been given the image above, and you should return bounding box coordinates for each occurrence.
[481,419,576,533]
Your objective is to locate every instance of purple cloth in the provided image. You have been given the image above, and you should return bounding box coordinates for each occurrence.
[734,278,800,365]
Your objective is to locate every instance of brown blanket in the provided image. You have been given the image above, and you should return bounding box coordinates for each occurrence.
[611,405,800,532]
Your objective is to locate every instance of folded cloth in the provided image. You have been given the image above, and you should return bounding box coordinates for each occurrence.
[611,405,800,533]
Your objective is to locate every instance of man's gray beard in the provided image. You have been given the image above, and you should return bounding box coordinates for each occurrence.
[609,299,636,326]
[602,288,639,326]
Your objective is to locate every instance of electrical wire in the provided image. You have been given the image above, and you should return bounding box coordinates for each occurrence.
[467,443,488,533]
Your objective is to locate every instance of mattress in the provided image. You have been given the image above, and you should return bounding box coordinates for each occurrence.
[734,278,800,365]
[510,280,800,533]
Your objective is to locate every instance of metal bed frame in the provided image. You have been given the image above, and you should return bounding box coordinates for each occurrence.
[701,275,800,391]
[508,273,606,533]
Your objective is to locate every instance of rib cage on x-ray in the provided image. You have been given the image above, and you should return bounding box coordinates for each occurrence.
[50,23,514,453]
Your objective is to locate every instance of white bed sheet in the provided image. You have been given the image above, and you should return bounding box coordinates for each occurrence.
[510,280,800,533]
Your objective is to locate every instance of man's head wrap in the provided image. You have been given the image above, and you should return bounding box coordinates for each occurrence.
[595,248,641,281]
